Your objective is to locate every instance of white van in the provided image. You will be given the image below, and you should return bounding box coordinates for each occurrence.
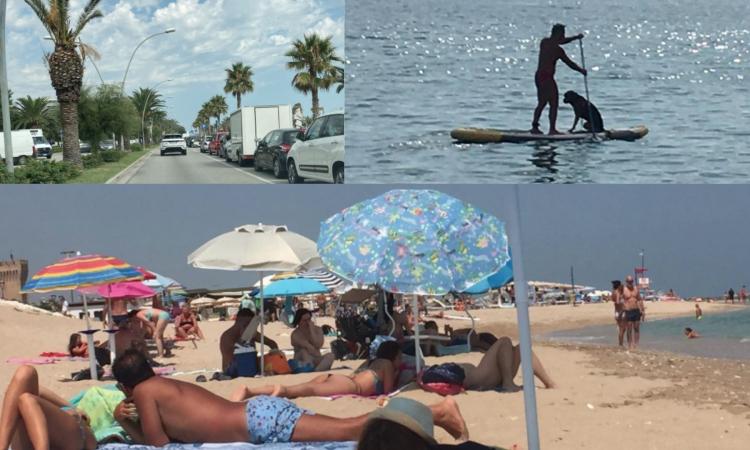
[29,129,53,159]
[0,129,37,165]
[228,105,293,166]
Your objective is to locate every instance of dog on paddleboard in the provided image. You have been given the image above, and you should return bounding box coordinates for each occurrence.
[563,90,604,133]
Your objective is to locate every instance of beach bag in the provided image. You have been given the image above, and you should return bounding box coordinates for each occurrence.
[263,350,291,375]
[418,363,465,396]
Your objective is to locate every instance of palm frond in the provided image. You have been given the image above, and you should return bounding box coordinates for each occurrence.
[73,0,103,40]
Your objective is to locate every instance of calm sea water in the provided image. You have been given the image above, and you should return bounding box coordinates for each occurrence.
[548,306,750,360]
[345,0,750,183]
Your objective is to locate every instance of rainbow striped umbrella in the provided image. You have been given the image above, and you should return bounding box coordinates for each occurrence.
[22,254,144,381]
[22,254,143,293]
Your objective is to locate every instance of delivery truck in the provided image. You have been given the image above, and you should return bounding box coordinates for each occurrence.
[228,105,293,166]
[0,129,42,165]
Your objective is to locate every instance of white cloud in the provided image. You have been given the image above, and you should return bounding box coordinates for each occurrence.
[6,0,345,125]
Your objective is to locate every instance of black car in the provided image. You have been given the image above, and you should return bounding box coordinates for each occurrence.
[254,128,300,178]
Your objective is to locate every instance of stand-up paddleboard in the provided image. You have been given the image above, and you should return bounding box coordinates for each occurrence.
[450,125,648,144]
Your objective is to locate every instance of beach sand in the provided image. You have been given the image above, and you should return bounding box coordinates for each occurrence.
[1,300,748,449]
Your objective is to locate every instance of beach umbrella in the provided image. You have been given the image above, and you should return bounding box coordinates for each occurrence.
[318,189,509,373]
[463,257,514,295]
[256,277,329,298]
[22,254,144,380]
[188,223,322,375]
[189,296,215,308]
[298,269,344,290]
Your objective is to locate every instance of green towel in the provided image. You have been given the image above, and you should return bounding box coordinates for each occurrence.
[69,385,128,443]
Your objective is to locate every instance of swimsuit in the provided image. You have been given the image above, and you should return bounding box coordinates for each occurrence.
[245,396,313,443]
[354,368,385,395]
[112,314,128,326]
[625,309,641,322]
[144,310,169,321]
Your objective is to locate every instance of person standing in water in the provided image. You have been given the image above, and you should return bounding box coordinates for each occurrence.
[695,303,703,320]
[622,275,644,351]
[531,24,587,135]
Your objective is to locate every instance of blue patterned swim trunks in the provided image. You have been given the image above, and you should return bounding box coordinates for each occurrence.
[245,395,313,443]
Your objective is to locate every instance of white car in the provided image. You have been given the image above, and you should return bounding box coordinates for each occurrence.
[160,134,187,156]
[30,129,53,159]
[286,111,344,184]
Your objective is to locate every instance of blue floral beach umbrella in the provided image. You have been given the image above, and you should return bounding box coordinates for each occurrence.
[318,189,510,295]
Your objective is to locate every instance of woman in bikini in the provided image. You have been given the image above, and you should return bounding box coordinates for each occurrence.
[460,337,556,392]
[174,305,204,340]
[0,365,97,450]
[231,341,402,401]
[134,308,170,357]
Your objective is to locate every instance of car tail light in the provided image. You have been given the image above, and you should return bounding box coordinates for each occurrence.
[281,144,291,153]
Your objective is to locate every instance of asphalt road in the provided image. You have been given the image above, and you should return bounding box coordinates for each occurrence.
[114,147,285,184]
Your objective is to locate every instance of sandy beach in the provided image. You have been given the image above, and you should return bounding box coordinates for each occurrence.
[1,300,748,449]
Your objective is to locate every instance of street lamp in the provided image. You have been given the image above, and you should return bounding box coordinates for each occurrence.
[141,79,172,149]
[1,0,14,174]
[121,28,176,95]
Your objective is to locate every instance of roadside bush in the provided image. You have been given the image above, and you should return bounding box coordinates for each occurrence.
[82,153,104,169]
[100,149,123,162]
[1,160,80,184]
[130,143,142,152]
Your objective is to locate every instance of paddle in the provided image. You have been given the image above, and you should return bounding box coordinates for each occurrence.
[578,37,598,140]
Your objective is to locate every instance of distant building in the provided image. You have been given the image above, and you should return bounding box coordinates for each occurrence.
[0,259,29,302]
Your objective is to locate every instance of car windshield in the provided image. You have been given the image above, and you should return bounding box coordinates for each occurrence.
[282,131,298,144]
[32,137,48,145]
[163,134,182,140]
[101,140,114,145]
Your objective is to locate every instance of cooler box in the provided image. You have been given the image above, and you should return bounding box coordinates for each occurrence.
[233,345,258,377]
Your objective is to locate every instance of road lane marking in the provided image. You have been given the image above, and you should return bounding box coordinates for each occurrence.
[195,151,283,184]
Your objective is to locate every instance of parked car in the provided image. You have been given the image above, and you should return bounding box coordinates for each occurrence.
[209,132,228,156]
[254,128,299,178]
[218,134,231,159]
[99,139,116,151]
[160,133,187,156]
[200,137,211,153]
[79,141,92,154]
[286,112,344,184]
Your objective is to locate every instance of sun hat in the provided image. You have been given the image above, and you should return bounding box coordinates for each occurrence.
[368,397,436,444]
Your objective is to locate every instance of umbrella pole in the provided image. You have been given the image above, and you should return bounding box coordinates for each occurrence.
[412,294,421,374]
[464,298,476,353]
[510,185,540,450]
[82,293,98,381]
[259,272,265,377]
[107,296,116,365]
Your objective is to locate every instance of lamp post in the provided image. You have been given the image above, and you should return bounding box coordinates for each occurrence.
[120,29,176,95]
[141,80,172,149]
[1,0,14,174]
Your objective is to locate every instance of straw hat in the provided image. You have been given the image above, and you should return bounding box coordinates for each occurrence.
[368,398,436,444]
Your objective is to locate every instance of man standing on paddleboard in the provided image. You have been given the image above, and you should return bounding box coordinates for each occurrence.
[531,24,587,135]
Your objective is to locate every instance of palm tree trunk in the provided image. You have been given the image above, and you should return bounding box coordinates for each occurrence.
[312,88,320,119]
[236,93,241,110]
[59,100,82,168]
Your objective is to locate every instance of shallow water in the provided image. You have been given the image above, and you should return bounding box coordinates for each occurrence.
[548,306,750,360]
[345,0,750,183]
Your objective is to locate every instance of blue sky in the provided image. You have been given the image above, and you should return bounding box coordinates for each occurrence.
[1,185,749,298]
[6,0,345,130]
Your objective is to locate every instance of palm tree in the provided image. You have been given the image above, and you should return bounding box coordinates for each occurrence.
[130,88,165,145]
[23,0,104,168]
[207,95,228,130]
[224,62,254,110]
[14,96,51,129]
[285,33,342,119]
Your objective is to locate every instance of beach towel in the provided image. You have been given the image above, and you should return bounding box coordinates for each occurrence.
[100,442,356,450]
[40,351,70,357]
[69,385,128,443]
[6,356,88,365]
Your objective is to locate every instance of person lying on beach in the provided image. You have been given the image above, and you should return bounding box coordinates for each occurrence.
[358,398,500,450]
[112,348,468,446]
[290,308,335,372]
[68,333,111,366]
[231,340,402,401]
[134,308,171,357]
[174,305,204,340]
[220,308,278,375]
[0,365,98,450]
[459,337,556,392]
[684,327,701,339]
[695,304,703,320]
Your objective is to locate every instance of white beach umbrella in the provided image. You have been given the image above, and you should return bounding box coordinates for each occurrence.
[187,223,322,375]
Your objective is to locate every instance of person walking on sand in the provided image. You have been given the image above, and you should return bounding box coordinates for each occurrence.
[727,287,735,304]
[531,23,587,135]
[695,303,703,320]
[740,285,747,304]
[622,275,644,351]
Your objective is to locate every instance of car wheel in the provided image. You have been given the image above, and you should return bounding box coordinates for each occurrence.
[288,161,303,184]
[18,155,28,165]
[182,150,187,155]
[273,157,285,178]
[238,154,246,167]
[46,155,52,160]
[160,151,165,156]
[333,166,345,184]
[254,158,263,172]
